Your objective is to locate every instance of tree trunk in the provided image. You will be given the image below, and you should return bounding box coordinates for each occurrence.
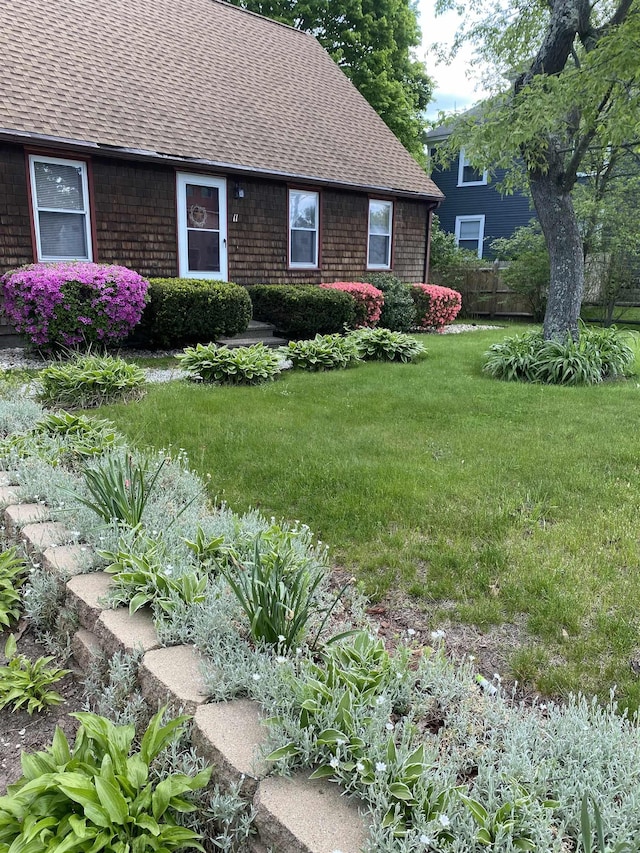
[529,167,585,340]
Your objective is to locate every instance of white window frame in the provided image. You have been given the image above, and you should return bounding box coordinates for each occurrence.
[455,214,485,258]
[457,148,488,187]
[288,189,319,269]
[28,154,93,262]
[176,173,228,280]
[367,199,393,270]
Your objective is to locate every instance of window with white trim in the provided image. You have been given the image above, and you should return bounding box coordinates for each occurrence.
[28,155,92,261]
[367,199,393,269]
[455,215,485,258]
[457,149,488,187]
[289,189,319,268]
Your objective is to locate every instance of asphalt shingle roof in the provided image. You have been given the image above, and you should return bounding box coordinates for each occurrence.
[0,0,442,199]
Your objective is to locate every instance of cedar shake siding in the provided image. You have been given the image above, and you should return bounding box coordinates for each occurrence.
[0,145,432,283]
[92,158,177,278]
[0,143,33,270]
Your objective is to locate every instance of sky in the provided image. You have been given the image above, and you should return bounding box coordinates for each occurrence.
[416,1,489,120]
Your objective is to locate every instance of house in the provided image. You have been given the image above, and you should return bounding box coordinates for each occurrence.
[0,0,443,287]
[425,121,533,259]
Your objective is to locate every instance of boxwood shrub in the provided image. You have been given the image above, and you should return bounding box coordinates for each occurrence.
[138,278,252,348]
[247,285,356,339]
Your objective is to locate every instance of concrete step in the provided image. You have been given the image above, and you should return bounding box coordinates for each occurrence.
[218,320,288,349]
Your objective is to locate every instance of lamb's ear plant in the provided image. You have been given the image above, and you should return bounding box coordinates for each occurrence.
[0,708,211,853]
[0,546,28,628]
[0,634,69,714]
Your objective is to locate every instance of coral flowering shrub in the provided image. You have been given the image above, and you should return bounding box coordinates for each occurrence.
[320,281,384,328]
[411,283,462,332]
[1,262,149,349]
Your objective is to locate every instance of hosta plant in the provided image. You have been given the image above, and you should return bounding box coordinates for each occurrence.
[0,634,69,714]
[178,342,283,384]
[279,334,360,370]
[348,328,427,363]
[37,352,146,409]
[0,708,211,853]
[0,546,28,629]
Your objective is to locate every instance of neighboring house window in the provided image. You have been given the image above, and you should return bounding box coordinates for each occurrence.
[28,155,92,261]
[455,215,485,258]
[176,173,228,280]
[289,189,319,268]
[367,199,393,269]
[457,149,488,187]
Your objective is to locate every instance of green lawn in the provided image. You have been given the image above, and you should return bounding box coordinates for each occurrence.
[100,327,640,708]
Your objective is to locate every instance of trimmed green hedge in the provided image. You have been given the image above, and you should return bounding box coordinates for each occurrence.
[247,285,356,339]
[138,279,252,347]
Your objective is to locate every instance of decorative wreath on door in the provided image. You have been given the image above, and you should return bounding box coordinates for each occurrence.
[188,204,208,227]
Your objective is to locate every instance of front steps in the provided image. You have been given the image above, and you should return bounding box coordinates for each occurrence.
[218,319,287,349]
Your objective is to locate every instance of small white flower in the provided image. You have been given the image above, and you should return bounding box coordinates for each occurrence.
[493,673,502,683]
[438,814,450,828]
[278,634,285,643]
[356,762,365,772]
[295,647,302,656]
[407,628,416,636]
[468,654,476,661]
[336,739,346,747]
[385,721,394,731]
[375,761,387,773]
[276,655,287,664]
[419,835,434,846]
[251,673,261,682]
[329,756,340,769]
[375,695,386,706]
[430,629,446,640]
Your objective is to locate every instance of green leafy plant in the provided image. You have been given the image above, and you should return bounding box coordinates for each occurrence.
[37,352,146,409]
[0,634,69,714]
[580,793,637,852]
[361,273,416,332]
[348,328,427,362]
[101,534,208,615]
[139,278,251,347]
[76,452,168,527]
[0,546,28,629]
[0,708,211,853]
[222,532,345,649]
[279,334,360,371]
[459,786,557,850]
[247,284,356,338]
[482,330,545,382]
[491,221,550,322]
[177,342,283,385]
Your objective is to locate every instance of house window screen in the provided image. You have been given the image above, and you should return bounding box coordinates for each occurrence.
[457,149,488,186]
[289,190,319,267]
[455,215,485,258]
[368,200,393,269]
[29,156,92,261]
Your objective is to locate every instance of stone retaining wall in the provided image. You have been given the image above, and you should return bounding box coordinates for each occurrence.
[0,476,369,853]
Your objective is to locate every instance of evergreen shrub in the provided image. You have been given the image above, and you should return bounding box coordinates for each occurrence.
[247,284,356,339]
[362,273,415,332]
[139,278,251,347]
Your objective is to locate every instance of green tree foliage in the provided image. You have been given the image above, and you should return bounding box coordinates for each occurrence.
[435,0,640,339]
[228,0,433,162]
[491,221,550,321]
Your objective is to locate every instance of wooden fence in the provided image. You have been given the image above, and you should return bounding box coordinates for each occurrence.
[431,265,533,319]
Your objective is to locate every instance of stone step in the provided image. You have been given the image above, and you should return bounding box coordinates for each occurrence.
[217,336,288,348]
[218,320,288,349]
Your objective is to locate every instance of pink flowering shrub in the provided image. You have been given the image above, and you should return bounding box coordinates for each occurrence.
[319,281,384,328]
[1,262,149,349]
[411,283,462,332]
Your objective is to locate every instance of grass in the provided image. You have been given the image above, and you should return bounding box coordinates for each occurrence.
[96,326,640,708]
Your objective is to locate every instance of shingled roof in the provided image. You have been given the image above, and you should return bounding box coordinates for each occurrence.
[0,0,442,200]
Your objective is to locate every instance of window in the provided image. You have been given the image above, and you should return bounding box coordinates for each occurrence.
[455,215,485,258]
[457,149,488,187]
[289,189,319,268]
[176,173,227,279]
[28,155,92,261]
[367,199,393,269]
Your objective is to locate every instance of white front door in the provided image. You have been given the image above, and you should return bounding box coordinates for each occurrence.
[177,173,228,279]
